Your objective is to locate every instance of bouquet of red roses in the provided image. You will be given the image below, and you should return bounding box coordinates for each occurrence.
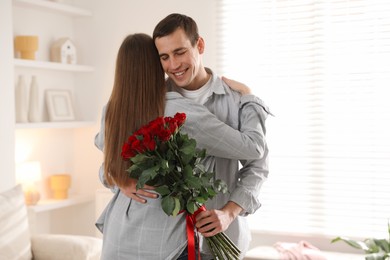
[121,112,241,260]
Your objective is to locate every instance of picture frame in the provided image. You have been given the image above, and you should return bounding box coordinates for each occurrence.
[45,89,75,121]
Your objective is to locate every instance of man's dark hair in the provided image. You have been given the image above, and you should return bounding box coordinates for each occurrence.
[153,13,199,46]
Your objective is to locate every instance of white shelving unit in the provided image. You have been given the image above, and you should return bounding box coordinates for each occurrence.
[15,121,95,129]
[13,0,92,17]
[13,0,95,128]
[28,194,94,213]
[14,58,94,72]
[9,0,98,236]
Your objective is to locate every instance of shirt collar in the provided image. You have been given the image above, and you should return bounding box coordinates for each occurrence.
[205,68,226,96]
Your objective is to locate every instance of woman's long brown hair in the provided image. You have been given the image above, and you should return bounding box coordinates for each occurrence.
[104,33,166,188]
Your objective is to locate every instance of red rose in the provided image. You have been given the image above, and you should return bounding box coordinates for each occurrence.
[157,128,172,142]
[174,112,186,127]
[121,142,135,159]
[143,133,156,151]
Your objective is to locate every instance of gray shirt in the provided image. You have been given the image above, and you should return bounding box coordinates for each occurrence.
[167,69,270,259]
[95,90,269,259]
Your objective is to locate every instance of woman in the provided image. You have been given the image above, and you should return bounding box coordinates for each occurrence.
[95,33,267,259]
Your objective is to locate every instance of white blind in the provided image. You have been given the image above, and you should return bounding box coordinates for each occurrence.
[217,0,390,239]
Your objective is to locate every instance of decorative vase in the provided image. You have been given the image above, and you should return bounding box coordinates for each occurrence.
[28,76,41,122]
[14,35,39,60]
[15,75,29,123]
[49,174,71,200]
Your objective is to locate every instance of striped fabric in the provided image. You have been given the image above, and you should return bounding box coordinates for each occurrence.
[0,185,32,260]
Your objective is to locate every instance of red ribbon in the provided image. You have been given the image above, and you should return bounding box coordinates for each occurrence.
[185,205,206,260]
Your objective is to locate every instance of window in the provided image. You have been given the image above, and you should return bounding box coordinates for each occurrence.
[217,0,390,239]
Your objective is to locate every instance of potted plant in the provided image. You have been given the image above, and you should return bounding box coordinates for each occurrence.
[331,221,390,260]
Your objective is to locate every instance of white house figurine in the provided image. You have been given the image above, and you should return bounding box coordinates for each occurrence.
[50,37,77,64]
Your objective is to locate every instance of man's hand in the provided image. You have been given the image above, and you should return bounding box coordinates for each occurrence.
[222,76,252,95]
[195,201,243,237]
[119,178,158,203]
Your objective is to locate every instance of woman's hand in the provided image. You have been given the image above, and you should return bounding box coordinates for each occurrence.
[119,178,158,203]
[222,76,252,95]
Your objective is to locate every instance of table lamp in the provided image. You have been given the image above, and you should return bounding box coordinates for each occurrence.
[16,161,42,205]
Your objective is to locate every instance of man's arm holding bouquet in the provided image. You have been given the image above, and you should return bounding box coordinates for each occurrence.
[195,77,270,237]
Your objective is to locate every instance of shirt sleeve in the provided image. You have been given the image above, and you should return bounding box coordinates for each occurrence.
[94,106,117,192]
[166,94,269,160]
[229,95,271,215]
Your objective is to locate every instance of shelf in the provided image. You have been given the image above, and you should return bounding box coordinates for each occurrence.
[15,121,96,129]
[13,0,92,17]
[14,59,94,72]
[28,194,94,213]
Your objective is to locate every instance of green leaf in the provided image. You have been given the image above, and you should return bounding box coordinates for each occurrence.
[372,239,390,253]
[179,138,196,155]
[137,165,159,189]
[331,237,370,251]
[161,196,175,216]
[365,252,386,260]
[155,185,171,196]
[194,196,206,205]
[172,197,181,217]
[186,200,197,214]
[183,165,194,178]
[130,153,148,163]
[365,239,380,253]
[214,179,228,194]
[186,175,202,190]
[160,159,169,170]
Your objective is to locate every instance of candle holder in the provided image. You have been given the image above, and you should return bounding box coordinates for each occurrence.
[49,174,71,200]
[14,35,39,60]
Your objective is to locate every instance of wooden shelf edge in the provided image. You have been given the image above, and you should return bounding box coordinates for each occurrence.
[13,0,92,17]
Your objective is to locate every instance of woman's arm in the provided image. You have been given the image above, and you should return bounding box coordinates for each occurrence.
[222,76,252,95]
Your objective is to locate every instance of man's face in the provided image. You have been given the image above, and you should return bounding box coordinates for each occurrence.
[155,28,204,90]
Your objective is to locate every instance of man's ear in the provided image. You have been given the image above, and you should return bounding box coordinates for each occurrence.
[197,37,205,54]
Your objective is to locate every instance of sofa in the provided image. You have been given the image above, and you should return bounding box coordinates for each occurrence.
[0,185,102,260]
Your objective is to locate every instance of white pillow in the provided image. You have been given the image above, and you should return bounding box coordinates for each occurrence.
[0,185,32,260]
[31,234,102,260]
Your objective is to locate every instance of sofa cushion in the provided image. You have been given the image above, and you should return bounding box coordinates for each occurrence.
[0,185,32,260]
[31,234,102,260]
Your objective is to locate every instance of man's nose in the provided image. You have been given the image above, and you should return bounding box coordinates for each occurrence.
[169,57,180,69]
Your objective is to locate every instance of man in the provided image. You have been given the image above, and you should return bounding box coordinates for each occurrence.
[152,13,271,259]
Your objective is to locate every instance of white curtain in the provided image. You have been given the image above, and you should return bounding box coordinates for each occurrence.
[216,0,390,239]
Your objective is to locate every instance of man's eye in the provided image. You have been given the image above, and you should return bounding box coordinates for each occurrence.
[160,56,168,61]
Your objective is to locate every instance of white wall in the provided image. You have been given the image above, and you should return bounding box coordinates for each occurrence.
[0,0,15,192]
[84,0,218,110]
[0,0,219,234]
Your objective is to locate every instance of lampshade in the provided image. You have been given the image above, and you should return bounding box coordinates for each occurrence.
[16,161,42,184]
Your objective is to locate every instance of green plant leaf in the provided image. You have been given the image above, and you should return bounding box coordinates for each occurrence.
[331,237,370,251]
[183,165,194,178]
[161,196,175,216]
[186,200,197,214]
[186,175,202,190]
[155,185,171,196]
[137,165,159,189]
[365,252,386,260]
[180,138,196,155]
[130,153,149,163]
[372,239,390,253]
[172,197,181,217]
